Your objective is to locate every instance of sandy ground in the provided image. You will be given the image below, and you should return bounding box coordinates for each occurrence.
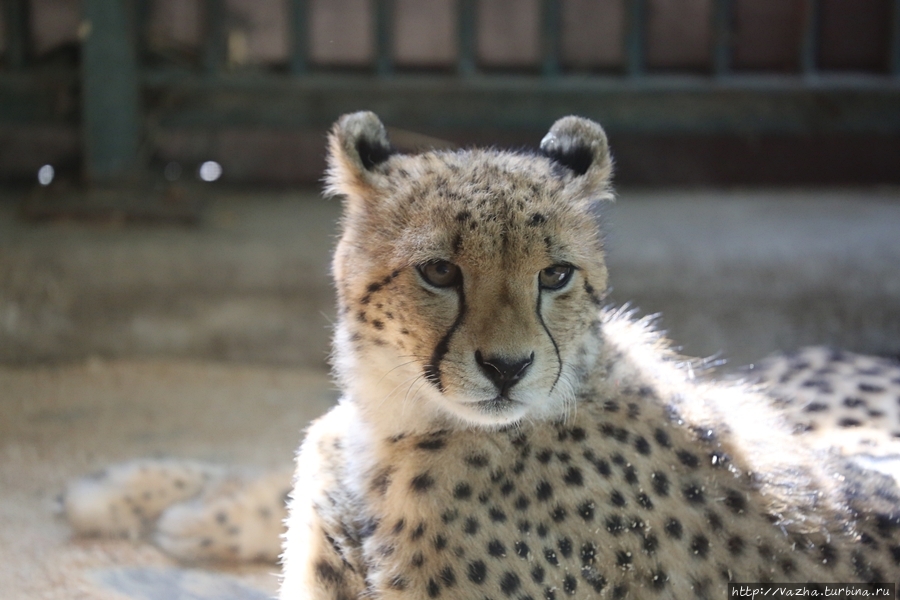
[0,359,337,600]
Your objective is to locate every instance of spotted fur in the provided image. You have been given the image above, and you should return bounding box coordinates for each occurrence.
[279,113,900,599]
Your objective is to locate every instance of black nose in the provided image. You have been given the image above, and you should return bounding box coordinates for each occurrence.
[475,351,534,394]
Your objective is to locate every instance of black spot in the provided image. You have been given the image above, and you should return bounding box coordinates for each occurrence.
[603,401,619,412]
[439,566,456,587]
[677,450,700,468]
[411,472,435,493]
[467,560,487,584]
[616,549,632,566]
[580,542,597,565]
[653,429,672,448]
[544,547,559,566]
[433,534,448,551]
[315,560,343,585]
[650,569,668,590]
[558,537,573,557]
[544,587,557,600]
[453,482,472,500]
[489,507,507,522]
[389,575,408,590]
[411,551,425,567]
[441,509,459,524]
[651,471,669,496]
[370,467,394,496]
[529,213,548,226]
[627,402,641,418]
[531,565,545,583]
[605,515,625,535]
[426,577,440,598]
[593,457,612,477]
[804,402,829,412]
[392,518,406,535]
[371,319,384,330]
[463,517,479,535]
[707,510,723,531]
[571,427,587,441]
[839,418,863,428]
[577,500,595,521]
[844,396,867,408]
[637,492,654,509]
[518,520,531,534]
[536,449,553,463]
[612,584,629,599]
[514,494,531,511]
[691,534,710,558]
[859,382,885,393]
[563,574,578,595]
[643,533,659,554]
[550,505,567,522]
[563,467,583,486]
[623,466,638,485]
[724,489,746,513]
[664,518,683,539]
[556,451,571,462]
[465,453,490,468]
[610,490,627,507]
[417,437,446,451]
[515,541,531,558]
[500,481,515,496]
[500,571,521,596]
[634,436,651,455]
[456,210,471,222]
[488,539,506,557]
[410,522,427,541]
[683,483,705,504]
[536,480,553,501]
[478,491,490,504]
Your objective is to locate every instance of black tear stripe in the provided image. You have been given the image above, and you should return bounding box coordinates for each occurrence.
[536,290,563,393]
[424,287,467,393]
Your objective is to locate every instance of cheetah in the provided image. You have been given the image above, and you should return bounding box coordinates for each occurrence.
[63,113,900,596]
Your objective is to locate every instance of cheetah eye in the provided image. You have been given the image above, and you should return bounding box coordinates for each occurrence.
[418,260,462,288]
[539,264,574,290]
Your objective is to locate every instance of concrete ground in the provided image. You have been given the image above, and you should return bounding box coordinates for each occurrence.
[1,185,899,598]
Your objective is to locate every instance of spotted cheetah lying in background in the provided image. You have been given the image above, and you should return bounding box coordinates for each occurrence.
[64,113,900,597]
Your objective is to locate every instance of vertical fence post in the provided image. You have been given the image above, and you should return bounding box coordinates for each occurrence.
[626,0,645,77]
[891,0,900,76]
[457,0,477,76]
[800,0,819,76]
[81,0,141,184]
[204,0,226,75]
[289,0,308,74]
[3,0,29,70]
[375,0,393,76]
[541,0,561,77]
[712,0,731,78]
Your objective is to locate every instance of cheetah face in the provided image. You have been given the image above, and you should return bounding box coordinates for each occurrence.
[327,113,614,430]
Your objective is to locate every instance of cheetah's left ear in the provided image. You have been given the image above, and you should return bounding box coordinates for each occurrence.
[540,116,613,197]
[325,111,395,204]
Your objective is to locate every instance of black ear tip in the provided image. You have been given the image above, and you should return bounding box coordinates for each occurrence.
[539,116,609,177]
[356,136,394,170]
[333,111,395,171]
[540,143,593,176]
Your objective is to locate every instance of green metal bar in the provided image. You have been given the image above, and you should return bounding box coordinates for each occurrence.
[289,0,308,74]
[541,0,561,77]
[375,0,393,76]
[3,0,29,70]
[204,0,226,74]
[457,0,477,76]
[626,0,645,77]
[800,0,819,76]
[712,0,731,77]
[81,0,141,183]
[892,0,900,76]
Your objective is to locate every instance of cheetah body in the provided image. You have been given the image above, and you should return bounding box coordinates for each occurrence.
[279,113,900,598]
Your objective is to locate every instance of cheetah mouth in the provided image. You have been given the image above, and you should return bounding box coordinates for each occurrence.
[472,396,522,414]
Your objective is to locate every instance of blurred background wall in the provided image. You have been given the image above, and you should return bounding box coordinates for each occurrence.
[1,0,898,186]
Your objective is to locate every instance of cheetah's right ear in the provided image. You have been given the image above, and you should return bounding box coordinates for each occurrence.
[540,116,613,197]
[325,111,395,204]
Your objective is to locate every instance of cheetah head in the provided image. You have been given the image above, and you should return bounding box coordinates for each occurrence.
[327,112,613,432]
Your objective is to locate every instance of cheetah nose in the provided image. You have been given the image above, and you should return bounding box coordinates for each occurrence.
[475,351,534,394]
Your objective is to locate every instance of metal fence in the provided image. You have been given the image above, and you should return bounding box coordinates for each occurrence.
[2,0,900,183]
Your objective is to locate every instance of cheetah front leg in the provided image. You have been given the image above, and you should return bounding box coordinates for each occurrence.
[281,406,367,599]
